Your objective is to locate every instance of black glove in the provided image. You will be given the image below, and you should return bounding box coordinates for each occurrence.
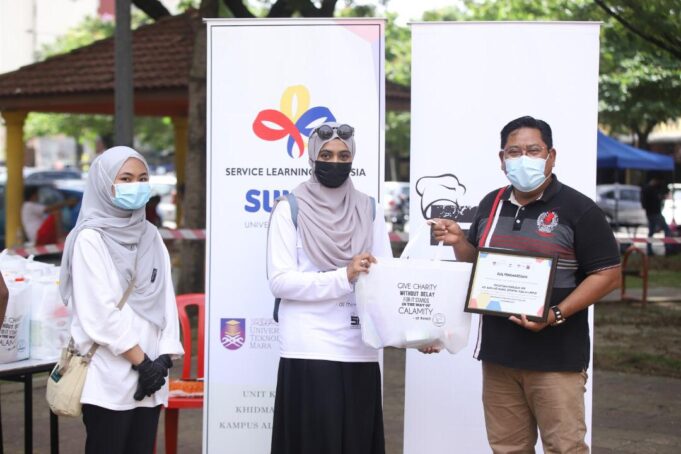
[153,354,173,371]
[132,354,168,401]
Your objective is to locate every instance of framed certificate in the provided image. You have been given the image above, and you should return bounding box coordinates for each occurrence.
[464,248,558,322]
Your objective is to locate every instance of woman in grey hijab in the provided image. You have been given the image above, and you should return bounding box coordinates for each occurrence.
[267,122,392,454]
[60,146,183,454]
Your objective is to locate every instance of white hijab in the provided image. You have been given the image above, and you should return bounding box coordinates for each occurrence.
[59,146,167,329]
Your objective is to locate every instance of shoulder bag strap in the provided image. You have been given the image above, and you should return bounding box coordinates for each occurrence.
[287,193,299,228]
[81,277,136,362]
[478,187,508,248]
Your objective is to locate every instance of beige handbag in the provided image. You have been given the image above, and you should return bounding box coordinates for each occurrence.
[46,279,135,417]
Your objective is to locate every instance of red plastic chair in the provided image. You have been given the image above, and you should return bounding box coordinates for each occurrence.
[164,293,205,454]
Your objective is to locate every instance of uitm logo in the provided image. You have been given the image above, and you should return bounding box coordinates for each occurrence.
[252,85,336,158]
[220,318,245,351]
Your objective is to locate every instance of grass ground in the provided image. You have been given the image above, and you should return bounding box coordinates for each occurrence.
[594,300,681,379]
[620,253,681,288]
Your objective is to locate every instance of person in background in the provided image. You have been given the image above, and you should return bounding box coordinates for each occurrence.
[641,177,671,255]
[145,195,163,228]
[267,122,391,454]
[431,116,621,454]
[59,146,184,453]
[21,186,77,245]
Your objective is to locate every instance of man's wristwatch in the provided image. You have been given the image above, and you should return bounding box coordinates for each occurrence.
[550,306,566,326]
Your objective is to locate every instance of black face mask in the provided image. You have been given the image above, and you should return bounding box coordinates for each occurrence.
[314,161,352,188]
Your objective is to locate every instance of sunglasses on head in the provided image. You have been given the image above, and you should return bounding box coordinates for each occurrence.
[313,124,355,141]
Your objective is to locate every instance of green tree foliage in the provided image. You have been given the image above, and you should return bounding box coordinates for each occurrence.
[38,16,117,56]
[594,0,681,62]
[383,12,410,176]
[421,0,681,149]
[596,2,681,148]
[384,12,410,87]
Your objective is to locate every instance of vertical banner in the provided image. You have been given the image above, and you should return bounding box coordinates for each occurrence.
[205,18,385,453]
[406,22,600,453]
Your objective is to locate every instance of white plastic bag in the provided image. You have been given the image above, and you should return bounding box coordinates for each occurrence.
[0,250,30,277]
[356,223,473,354]
[30,271,71,360]
[0,251,70,362]
[0,277,31,363]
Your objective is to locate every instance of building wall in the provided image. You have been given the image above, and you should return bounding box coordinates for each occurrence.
[0,0,99,161]
[0,0,99,74]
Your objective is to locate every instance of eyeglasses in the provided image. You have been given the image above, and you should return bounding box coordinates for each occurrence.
[313,124,354,141]
[502,145,547,159]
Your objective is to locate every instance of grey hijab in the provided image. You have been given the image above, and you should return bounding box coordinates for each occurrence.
[288,122,374,271]
[59,146,167,329]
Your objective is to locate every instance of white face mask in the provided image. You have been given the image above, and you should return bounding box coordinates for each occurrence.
[504,155,549,192]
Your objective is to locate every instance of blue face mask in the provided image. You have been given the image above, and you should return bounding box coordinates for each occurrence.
[112,182,152,210]
[504,155,549,192]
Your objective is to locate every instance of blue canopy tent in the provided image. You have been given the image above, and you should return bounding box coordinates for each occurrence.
[597,131,675,229]
[597,131,674,171]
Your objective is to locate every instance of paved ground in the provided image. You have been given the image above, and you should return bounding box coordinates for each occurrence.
[1,351,680,453]
[601,285,681,304]
[591,370,681,454]
[1,286,679,453]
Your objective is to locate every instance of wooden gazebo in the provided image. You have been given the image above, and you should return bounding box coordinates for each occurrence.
[0,11,410,247]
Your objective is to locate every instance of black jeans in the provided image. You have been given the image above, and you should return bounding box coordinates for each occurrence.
[82,404,161,454]
[647,213,672,255]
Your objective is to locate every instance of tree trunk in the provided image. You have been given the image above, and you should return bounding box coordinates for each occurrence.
[75,137,84,170]
[634,123,655,151]
[638,133,650,151]
[178,0,218,293]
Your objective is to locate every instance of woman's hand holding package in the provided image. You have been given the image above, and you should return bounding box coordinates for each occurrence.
[132,354,170,401]
[347,253,377,283]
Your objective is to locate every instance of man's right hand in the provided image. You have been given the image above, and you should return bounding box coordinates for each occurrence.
[431,218,478,263]
[431,218,465,245]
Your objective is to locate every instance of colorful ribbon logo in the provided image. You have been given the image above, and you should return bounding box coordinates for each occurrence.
[252,85,336,158]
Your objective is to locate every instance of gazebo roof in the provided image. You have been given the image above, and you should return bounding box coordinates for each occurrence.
[0,11,196,116]
[0,11,410,116]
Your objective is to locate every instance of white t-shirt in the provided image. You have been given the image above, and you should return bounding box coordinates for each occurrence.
[21,201,46,242]
[267,199,392,363]
[69,228,184,411]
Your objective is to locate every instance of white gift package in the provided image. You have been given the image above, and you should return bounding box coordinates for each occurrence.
[356,224,473,354]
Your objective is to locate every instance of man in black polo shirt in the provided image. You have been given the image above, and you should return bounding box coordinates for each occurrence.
[432,116,621,453]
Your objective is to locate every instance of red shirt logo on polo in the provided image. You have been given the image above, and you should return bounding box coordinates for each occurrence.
[537,210,559,235]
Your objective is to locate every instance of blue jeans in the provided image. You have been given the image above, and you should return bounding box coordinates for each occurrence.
[647,213,671,255]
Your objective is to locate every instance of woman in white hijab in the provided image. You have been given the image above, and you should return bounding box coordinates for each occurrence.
[267,123,392,454]
[60,146,183,454]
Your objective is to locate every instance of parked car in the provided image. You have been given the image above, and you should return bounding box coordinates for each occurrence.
[663,183,681,230]
[24,169,82,183]
[383,181,409,230]
[596,184,648,227]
